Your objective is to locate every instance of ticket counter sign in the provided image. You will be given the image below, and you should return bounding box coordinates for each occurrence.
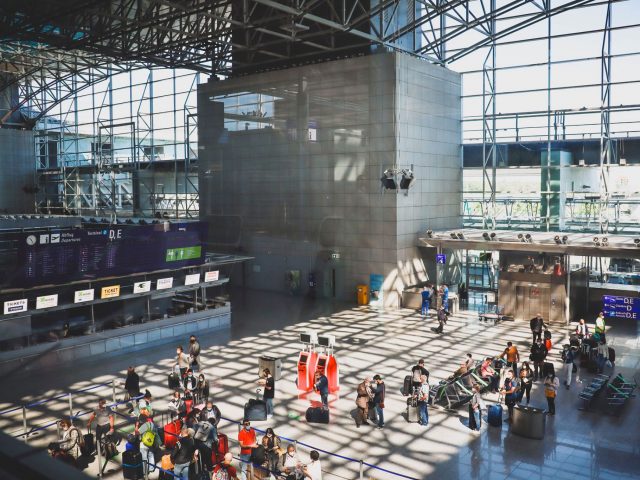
[157,277,174,290]
[185,273,200,286]
[36,294,58,310]
[101,285,121,299]
[204,270,219,282]
[74,289,94,303]
[4,299,28,315]
[133,281,151,294]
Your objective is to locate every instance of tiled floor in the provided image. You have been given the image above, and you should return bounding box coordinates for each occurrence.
[1,289,639,480]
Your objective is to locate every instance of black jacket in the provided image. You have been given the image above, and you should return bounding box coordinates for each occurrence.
[263,377,275,399]
[372,382,385,405]
[125,372,140,396]
[172,436,195,465]
[530,316,544,333]
[530,343,548,362]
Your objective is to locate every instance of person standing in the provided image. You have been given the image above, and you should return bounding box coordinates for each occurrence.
[500,342,520,378]
[564,346,579,388]
[441,284,449,313]
[417,375,430,427]
[411,359,429,393]
[544,371,559,415]
[124,366,140,411]
[188,335,201,372]
[529,313,546,345]
[530,338,548,381]
[175,345,190,378]
[469,384,485,432]
[195,373,210,404]
[86,399,114,442]
[500,370,518,423]
[262,368,275,419]
[214,453,240,480]
[421,286,431,317]
[168,390,186,420]
[238,420,258,480]
[354,378,372,428]
[595,312,606,341]
[519,362,533,404]
[171,426,196,479]
[314,372,329,409]
[183,368,197,393]
[135,406,158,477]
[371,375,386,429]
[263,428,283,474]
[435,306,447,334]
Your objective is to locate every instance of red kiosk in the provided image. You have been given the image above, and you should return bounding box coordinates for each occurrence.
[317,334,339,393]
[297,332,319,392]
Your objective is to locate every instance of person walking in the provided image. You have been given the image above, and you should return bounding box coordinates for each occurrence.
[469,384,485,432]
[441,284,449,314]
[314,372,329,409]
[434,306,447,334]
[262,368,275,419]
[421,286,431,317]
[417,375,430,427]
[519,361,533,404]
[529,313,546,345]
[371,375,386,429]
[354,378,372,428]
[188,335,201,372]
[544,371,560,415]
[500,342,520,378]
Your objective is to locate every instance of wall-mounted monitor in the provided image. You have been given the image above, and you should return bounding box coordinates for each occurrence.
[299,331,318,344]
[317,334,335,348]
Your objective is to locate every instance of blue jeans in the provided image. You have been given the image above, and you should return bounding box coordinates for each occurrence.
[472,408,481,430]
[265,397,274,416]
[418,401,428,425]
[174,462,190,479]
[421,301,430,315]
[320,393,328,408]
[375,405,384,427]
[240,453,251,480]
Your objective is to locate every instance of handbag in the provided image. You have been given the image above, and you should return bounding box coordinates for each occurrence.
[544,386,556,398]
[379,402,385,409]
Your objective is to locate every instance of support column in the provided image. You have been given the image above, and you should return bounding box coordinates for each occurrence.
[481,0,497,230]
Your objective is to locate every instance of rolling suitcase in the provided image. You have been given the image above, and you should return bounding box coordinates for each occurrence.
[243,390,267,421]
[406,397,419,423]
[544,330,552,340]
[163,418,181,449]
[569,334,580,347]
[305,406,330,424]
[488,403,503,427]
[543,362,554,377]
[608,347,615,363]
[82,427,94,456]
[122,450,144,479]
[402,375,413,396]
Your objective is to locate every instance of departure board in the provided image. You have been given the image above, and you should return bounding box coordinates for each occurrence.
[13,222,207,288]
[602,295,640,320]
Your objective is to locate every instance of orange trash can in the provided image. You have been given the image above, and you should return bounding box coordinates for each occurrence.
[357,285,369,305]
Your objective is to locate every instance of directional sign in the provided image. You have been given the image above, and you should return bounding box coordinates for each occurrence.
[436,254,446,264]
[603,295,639,320]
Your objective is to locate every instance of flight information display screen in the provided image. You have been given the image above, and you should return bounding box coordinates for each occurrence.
[602,295,640,320]
[9,221,207,288]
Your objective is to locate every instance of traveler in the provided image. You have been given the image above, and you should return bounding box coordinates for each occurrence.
[168,390,186,420]
[313,372,329,408]
[441,284,449,313]
[195,373,210,403]
[251,436,270,478]
[282,444,303,480]
[564,346,580,388]
[213,452,239,480]
[86,399,114,442]
[188,335,201,372]
[596,340,609,373]
[595,312,606,341]
[529,313,546,344]
[464,353,474,371]
[194,413,217,472]
[183,368,197,392]
[480,357,499,392]
[175,345,191,378]
[262,368,275,419]
[575,318,589,339]
[421,286,431,316]
[354,377,373,428]
[469,384,485,432]
[411,359,429,393]
[263,427,283,474]
[435,306,447,334]
[500,342,520,378]
[124,366,140,412]
[171,425,196,480]
[544,371,559,415]
[58,417,82,459]
[303,450,323,480]
[238,420,258,480]
[135,406,158,476]
[459,283,468,307]
[371,374,386,429]
[530,339,548,381]
[518,361,533,404]
[500,370,518,423]
[451,354,473,378]
[417,375,430,426]
[202,400,222,426]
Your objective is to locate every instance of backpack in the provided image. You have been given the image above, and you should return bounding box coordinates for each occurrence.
[141,430,156,447]
[213,465,230,480]
[194,421,212,442]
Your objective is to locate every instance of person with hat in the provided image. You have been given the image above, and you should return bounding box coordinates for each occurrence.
[371,375,386,429]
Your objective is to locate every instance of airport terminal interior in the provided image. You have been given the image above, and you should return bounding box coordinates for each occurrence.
[0,1,639,479]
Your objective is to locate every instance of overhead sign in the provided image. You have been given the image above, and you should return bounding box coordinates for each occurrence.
[603,295,639,320]
[101,285,121,299]
[157,277,174,290]
[74,289,95,303]
[185,273,200,286]
[133,281,151,294]
[36,294,58,310]
[204,270,219,282]
[436,254,446,264]
[4,299,28,315]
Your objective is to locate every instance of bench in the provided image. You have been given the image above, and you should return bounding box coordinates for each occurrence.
[606,373,637,412]
[578,374,609,411]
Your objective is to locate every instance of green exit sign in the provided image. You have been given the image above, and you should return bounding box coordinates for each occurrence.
[166,246,202,262]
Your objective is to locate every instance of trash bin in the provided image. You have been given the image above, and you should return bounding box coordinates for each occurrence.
[510,404,546,439]
[258,356,282,381]
[357,285,369,305]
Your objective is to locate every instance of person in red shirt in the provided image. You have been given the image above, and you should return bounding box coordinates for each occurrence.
[213,453,239,480]
[238,419,258,480]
